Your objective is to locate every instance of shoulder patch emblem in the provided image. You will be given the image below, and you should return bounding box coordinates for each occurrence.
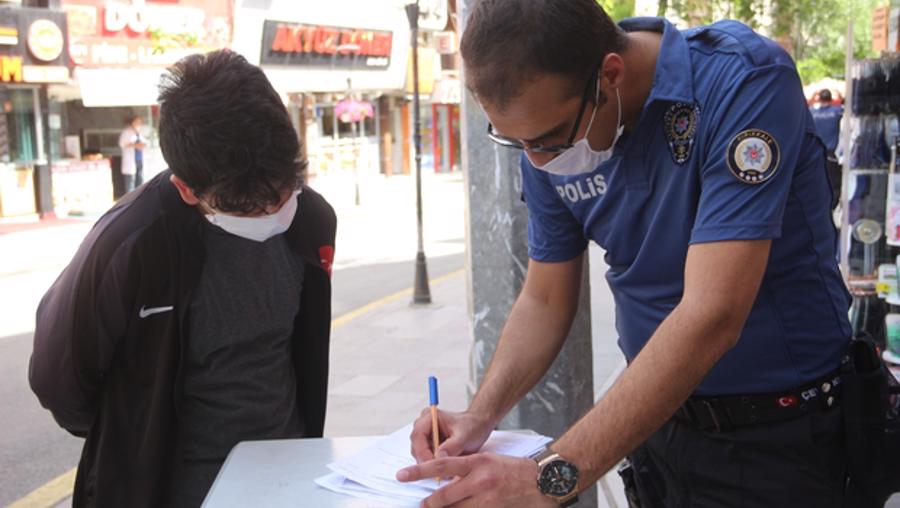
[664,102,700,165]
[726,129,780,185]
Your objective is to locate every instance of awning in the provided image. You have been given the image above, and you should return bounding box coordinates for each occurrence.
[75,67,167,107]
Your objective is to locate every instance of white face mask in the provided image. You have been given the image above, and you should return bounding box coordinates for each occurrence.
[204,190,301,242]
[529,86,624,176]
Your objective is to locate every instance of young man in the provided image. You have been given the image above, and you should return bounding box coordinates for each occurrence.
[401,2,852,507]
[30,50,336,507]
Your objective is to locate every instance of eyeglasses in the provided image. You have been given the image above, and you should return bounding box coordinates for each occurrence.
[486,70,597,154]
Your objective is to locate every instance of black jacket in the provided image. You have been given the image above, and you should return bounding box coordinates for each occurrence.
[29,171,337,507]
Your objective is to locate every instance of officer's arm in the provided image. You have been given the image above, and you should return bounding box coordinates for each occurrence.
[468,253,585,425]
[552,239,770,489]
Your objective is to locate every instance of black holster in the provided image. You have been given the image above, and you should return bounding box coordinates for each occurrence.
[617,460,644,508]
[841,337,900,505]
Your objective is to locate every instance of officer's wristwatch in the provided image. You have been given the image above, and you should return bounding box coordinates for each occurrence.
[531,448,579,507]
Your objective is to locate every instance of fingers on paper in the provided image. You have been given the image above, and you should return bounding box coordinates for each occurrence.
[397,456,474,483]
[410,412,436,463]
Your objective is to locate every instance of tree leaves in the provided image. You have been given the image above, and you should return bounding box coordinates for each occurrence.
[653,0,880,84]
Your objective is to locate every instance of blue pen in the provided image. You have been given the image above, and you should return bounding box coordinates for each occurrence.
[429,376,441,484]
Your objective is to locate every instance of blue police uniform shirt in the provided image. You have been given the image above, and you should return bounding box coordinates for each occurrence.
[521,18,852,395]
[810,104,843,153]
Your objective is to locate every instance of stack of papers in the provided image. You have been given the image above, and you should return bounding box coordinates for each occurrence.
[315,424,552,506]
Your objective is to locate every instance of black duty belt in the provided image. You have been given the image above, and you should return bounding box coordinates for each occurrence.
[673,372,842,433]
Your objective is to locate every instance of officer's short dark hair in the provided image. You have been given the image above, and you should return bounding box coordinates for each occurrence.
[460,0,627,110]
[818,89,832,103]
[158,49,305,214]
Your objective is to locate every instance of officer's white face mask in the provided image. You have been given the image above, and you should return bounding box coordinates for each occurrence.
[204,190,300,242]
[530,86,624,176]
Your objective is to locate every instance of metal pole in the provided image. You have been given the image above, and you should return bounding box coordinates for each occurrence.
[35,84,54,218]
[349,77,361,206]
[407,0,431,304]
[336,44,362,204]
[839,0,856,279]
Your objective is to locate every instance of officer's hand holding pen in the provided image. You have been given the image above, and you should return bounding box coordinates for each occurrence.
[408,408,494,464]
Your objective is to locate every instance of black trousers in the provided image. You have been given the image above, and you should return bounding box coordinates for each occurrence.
[624,406,849,508]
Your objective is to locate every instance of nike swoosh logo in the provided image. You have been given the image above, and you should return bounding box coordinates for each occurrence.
[139,305,174,318]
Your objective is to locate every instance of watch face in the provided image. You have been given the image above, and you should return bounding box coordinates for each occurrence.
[538,459,579,497]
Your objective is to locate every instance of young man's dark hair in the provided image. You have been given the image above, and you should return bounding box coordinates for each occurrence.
[460,0,627,109]
[818,88,832,103]
[158,50,305,214]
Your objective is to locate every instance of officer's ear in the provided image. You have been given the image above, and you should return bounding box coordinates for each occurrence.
[599,53,626,90]
[169,174,201,206]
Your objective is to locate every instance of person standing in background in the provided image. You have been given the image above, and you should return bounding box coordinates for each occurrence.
[119,115,146,193]
[810,89,844,208]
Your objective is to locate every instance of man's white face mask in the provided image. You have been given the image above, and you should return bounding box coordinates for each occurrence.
[528,85,624,176]
[204,189,301,242]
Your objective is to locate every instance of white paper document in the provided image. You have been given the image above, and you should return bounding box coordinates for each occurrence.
[314,424,552,505]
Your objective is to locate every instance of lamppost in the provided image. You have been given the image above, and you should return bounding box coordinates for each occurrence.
[406,0,431,304]
[336,43,362,206]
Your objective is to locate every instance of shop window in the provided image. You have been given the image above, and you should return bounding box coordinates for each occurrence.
[338,118,355,139]
[318,103,375,140]
[363,115,375,138]
[319,105,335,139]
[0,88,38,163]
[83,130,125,156]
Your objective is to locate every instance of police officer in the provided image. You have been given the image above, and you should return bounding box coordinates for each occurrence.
[398,1,852,507]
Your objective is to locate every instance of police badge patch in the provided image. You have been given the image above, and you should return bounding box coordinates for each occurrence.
[726,129,781,185]
[664,103,700,165]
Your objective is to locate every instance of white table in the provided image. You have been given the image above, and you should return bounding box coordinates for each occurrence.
[202,436,399,508]
[202,434,624,508]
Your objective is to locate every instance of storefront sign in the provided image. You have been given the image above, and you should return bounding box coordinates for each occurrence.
[416,0,449,32]
[61,0,232,68]
[0,56,22,82]
[0,27,18,46]
[23,65,70,83]
[261,20,392,70]
[434,31,456,55]
[28,19,65,62]
[0,8,70,83]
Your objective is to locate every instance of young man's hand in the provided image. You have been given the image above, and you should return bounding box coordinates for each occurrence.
[409,408,494,463]
[397,453,557,508]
